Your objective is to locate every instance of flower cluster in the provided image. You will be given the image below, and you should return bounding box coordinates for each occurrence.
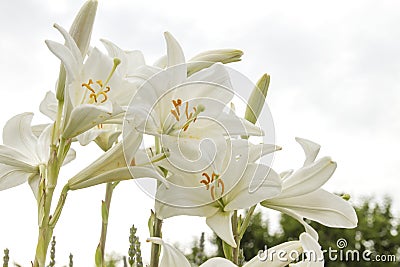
[0,1,357,266]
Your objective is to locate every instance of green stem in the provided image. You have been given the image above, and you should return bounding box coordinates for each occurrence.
[239,205,256,239]
[149,136,163,267]
[232,211,239,264]
[49,184,70,227]
[97,182,115,267]
[149,217,163,267]
[33,98,68,267]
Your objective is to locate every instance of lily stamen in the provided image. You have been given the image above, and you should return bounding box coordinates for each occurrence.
[181,104,205,131]
[81,58,120,104]
[200,172,224,200]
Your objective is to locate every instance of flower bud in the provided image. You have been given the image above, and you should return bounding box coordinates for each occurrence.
[187,49,243,75]
[244,73,270,124]
[56,0,98,101]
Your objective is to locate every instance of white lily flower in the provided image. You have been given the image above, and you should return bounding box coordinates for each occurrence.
[155,140,281,247]
[42,38,145,148]
[45,24,138,140]
[261,138,358,239]
[147,233,321,267]
[126,32,263,169]
[0,113,75,199]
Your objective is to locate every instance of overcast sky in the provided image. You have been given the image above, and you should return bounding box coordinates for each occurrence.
[1,0,399,266]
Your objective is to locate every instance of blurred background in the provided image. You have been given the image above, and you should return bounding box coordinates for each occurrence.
[0,0,399,265]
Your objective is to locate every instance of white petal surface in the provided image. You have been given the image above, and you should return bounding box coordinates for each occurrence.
[62,104,114,139]
[53,24,83,65]
[265,189,358,228]
[28,174,41,200]
[45,40,79,81]
[280,157,336,198]
[225,164,281,211]
[147,237,191,267]
[36,124,52,163]
[0,164,32,191]
[164,32,185,67]
[68,165,166,190]
[206,210,236,247]
[0,145,36,171]
[155,181,219,219]
[289,233,324,267]
[245,240,302,267]
[3,113,38,162]
[248,143,281,163]
[39,91,58,120]
[201,258,237,267]
[295,137,321,166]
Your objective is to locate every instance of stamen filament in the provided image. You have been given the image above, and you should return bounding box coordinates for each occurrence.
[181,104,205,131]
[103,58,121,88]
[81,58,120,104]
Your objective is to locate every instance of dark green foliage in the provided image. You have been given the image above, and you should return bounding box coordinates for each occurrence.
[3,249,9,267]
[187,232,207,265]
[69,253,73,267]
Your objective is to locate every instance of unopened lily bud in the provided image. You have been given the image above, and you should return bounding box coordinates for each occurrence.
[244,73,270,124]
[187,49,243,75]
[56,0,98,101]
[69,0,98,56]
[67,141,128,190]
[67,134,168,190]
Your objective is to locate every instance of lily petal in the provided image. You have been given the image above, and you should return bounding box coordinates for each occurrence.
[263,205,319,240]
[295,137,321,166]
[206,210,236,247]
[0,145,37,171]
[0,164,32,191]
[126,50,146,76]
[155,181,219,219]
[3,113,39,162]
[280,157,336,198]
[201,257,237,267]
[68,133,141,187]
[63,148,76,166]
[45,40,79,81]
[186,63,233,104]
[264,189,358,228]
[68,165,166,190]
[225,164,281,211]
[245,240,302,267]
[164,32,187,85]
[249,143,281,163]
[298,232,324,266]
[28,174,41,200]
[53,23,83,65]
[39,91,58,120]
[164,32,185,67]
[36,124,52,163]
[62,104,115,139]
[147,237,191,267]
